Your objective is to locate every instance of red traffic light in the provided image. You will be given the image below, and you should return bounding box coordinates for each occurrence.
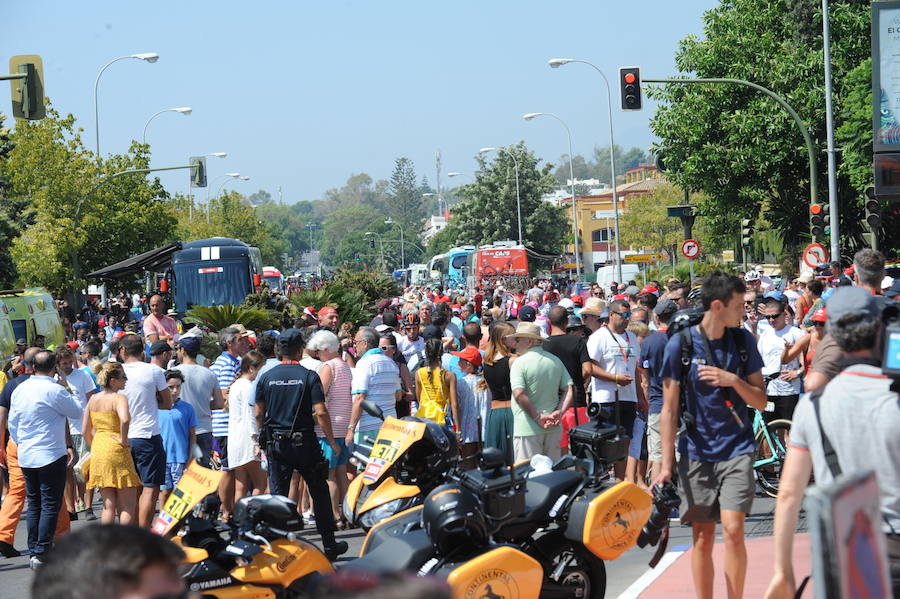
[810,203,823,215]
[624,72,636,84]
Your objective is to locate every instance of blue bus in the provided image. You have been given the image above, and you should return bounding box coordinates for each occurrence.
[427,246,475,288]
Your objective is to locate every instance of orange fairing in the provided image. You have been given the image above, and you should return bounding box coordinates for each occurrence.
[446,546,542,599]
[581,481,652,560]
[230,538,334,585]
[359,476,421,513]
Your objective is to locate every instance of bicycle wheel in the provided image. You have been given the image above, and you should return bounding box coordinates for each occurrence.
[755,419,792,498]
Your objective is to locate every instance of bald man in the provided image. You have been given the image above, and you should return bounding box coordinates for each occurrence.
[143,295,178,343]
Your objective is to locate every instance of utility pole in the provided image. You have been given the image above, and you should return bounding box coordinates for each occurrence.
[435,150,443,216]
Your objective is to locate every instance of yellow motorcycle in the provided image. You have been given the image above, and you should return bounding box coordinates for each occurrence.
[343,400,458,530]
[345,403,663,599]
[152,463,335,598]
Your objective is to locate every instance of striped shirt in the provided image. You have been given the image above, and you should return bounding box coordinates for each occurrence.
[210,351,241,437]
[317,357,353,438]
[351,348,400,432]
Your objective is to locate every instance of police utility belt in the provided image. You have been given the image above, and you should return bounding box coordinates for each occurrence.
[269,430,309,443]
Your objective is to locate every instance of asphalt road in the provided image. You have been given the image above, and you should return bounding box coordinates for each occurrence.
[0,495,779,598]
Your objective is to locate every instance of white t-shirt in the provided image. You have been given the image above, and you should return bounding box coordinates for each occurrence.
[123,361,168,439]
[65,368,96,435]
[398,336,424,363]
[586,327,640,404]
[757,324,804,396]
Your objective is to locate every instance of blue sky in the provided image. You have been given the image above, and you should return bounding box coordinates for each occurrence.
[7,1,718,207]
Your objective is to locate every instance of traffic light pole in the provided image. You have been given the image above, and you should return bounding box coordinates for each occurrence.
[644,77,823,251]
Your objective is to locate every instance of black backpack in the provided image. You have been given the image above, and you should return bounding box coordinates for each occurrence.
[667,308,749,431]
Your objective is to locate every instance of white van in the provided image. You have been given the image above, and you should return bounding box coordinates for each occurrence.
[595,264,641,293]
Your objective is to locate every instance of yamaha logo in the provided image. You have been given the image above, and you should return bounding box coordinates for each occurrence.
[190,576,231,591]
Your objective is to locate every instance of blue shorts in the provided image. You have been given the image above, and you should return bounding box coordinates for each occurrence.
[318,438,350,469]
[161,462,186,490]
[130,435,166,487]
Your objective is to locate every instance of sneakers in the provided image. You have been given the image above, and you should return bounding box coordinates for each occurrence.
[323,540,349,561]
[0,541,20,558]
[83,509,98,522]
[302,511,316,525]
[29,555,45,571]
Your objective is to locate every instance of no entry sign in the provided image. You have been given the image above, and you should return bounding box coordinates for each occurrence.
[802,243,829,269]
[681,239,701,259]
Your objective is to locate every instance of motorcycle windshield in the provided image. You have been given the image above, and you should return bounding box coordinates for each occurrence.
[362,417,427,486]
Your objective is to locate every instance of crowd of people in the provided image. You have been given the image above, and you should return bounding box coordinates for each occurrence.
[0,250,897,598]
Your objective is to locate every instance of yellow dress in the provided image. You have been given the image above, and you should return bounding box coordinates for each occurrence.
[87,410,141,489]
[415,367,450,426]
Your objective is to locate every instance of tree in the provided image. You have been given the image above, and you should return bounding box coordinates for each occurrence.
[387,157,424,229]
[618,184,710,257]
[648,0,876,259]
[0,112,27,287]
[439,142,567,256]
[554,146,649,186]
[6,110,177,293]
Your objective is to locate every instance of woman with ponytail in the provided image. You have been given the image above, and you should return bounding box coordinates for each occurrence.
[414,337,460,434]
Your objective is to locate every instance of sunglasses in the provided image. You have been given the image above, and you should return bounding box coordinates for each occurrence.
[613,311,631,319]
[764,313,784,321]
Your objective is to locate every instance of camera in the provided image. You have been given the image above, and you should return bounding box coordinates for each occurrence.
[637,482,681,549]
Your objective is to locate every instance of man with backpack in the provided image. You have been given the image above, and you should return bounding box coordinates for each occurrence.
[655,271,766,599]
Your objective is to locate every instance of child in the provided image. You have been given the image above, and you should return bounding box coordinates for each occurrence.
[414,337,460,433]
[451,346,491,468]
[158,370,197,505]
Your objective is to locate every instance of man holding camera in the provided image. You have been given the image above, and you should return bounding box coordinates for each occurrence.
[254,328,348,560]
[656,271,766,599]
[765,286,900,598]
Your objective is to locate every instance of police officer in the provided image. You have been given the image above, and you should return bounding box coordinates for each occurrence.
[254,328,348,560]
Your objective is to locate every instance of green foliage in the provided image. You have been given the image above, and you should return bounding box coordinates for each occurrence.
[331,267,399,304]
[0,112,24,287]
[439,142,568,256]
[6,109,177,293]
[289,285,371,328]
[184,304,276,333]
[554,146,650,186]
[619,183,710,254]
[648,0,872,262]
[241,289,299,329]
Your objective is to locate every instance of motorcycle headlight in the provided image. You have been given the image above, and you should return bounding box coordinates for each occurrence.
[359,499,404,530]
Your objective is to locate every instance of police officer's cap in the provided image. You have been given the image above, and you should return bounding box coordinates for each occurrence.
[278,328,305,351]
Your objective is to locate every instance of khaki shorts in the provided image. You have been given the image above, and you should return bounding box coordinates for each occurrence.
[513,428,562,463]
[647,413,662,463]
[71,434,90,462]
[676,452,755,524]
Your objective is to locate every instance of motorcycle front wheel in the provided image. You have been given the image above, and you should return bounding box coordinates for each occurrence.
[533,533,607,599]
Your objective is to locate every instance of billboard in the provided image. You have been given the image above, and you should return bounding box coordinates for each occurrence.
[476,248,529,277]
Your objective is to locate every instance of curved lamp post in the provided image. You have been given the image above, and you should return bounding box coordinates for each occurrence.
[479,147,522,245]
[549,58,622,283]
[524,112,581,280]
[94,52,159,158]
[142,107,192,144]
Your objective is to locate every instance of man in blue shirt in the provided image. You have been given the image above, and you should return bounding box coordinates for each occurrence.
[8,350,82,569]
[638,298,678,482]
[655,271,766,599]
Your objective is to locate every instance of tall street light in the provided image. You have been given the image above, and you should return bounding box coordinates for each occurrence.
[549,58,623,284]
[447,172,472,180]
[142,107,192,144]
[94,52,159,158]
[479,147,522,245]
[384,217,405,271]
[524,112,582,280]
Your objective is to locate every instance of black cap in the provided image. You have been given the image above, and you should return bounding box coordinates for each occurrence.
[149,340,172,356]
[422,325,443,341]
[654,299,678,317]
[278,328,304,351]
[566,315,584,330]
[518,305,537,322]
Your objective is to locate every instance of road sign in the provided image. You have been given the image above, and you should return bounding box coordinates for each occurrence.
[681,239,700,259]
[722,250,735,263]
[802,243,829,269]
[624,253,664,263]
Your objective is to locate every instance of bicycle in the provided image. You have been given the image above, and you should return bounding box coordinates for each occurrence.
[751,406,791,498]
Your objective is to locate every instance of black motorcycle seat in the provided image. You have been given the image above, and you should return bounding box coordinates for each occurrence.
[524,470,583,518]
[343,529,434,574]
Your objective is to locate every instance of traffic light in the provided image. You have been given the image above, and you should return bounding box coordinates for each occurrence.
[810,203,827,237]
[864,186,881,229]
[189,156,207,188]
[740,219,752,246]
[368,237,376,249]
[9,55,46,121]
[619,67,642,111]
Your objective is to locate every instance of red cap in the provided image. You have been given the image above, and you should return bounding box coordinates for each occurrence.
[65,341,79,350]
[810,307,827,323]
[451,346,483,368]
[640,285,659,296]
[303,306,317,319]
[113,331,127,339]
[613,293,629,301]
[571,295,584,306]
[318,306,338,319]
[98,318,107,327]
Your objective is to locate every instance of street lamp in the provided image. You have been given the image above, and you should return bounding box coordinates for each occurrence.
[142,107,192,144]
[479,147,522,245]
[206,152,227,158]
[94,52,159,158]
[524,112,581,280]
[305,222,319,251]
[549,57,623,283]
[365,231,385,270]
[384,218,405,272]
[447,172,472,179]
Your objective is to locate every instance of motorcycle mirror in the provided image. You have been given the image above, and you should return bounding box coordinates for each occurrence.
[480,446,505,470]
[361,399,385,421]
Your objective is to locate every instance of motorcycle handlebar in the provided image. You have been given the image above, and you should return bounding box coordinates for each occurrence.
[255,524,297,542]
